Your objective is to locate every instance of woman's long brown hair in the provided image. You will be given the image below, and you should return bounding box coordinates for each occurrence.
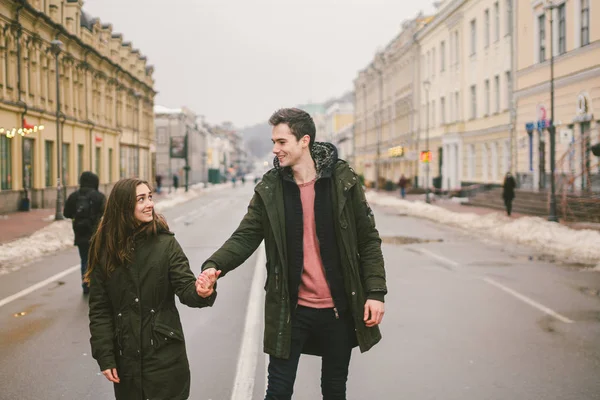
[84,178,170,282]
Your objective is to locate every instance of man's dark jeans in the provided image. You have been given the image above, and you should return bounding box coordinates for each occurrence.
[77,244,90,293]
[265,305,353,400]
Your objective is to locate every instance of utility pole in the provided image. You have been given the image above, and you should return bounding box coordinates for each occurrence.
[545,1,558,222]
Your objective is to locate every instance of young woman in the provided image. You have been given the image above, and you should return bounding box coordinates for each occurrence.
[86,178,214,400]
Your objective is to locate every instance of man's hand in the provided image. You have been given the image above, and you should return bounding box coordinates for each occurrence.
[363,299,385,327]
[102,368,120,383]
[196,268,221,298]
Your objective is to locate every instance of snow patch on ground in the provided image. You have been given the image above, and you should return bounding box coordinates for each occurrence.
[0,183,231,275]
[366,191,600,269]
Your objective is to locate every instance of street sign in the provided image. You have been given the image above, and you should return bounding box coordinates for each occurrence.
[420,150,432,163]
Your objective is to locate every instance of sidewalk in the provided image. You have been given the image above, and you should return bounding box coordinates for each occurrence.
[0,208,56,245]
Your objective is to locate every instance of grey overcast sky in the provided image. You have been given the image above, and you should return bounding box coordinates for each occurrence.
[83,0,436,128]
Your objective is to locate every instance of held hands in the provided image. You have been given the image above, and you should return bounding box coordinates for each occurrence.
[196,268,221,298]
[102,368,120,383]
[363,299,385,327]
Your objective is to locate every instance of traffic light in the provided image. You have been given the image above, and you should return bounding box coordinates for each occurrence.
[420,150,432,163]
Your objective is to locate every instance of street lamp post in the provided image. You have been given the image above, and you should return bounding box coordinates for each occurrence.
[423,80,431,204]
[51,39,64,221]
[545,1,559,222]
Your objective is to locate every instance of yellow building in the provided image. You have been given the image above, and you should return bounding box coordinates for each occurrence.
[515,0,599,192]
[415,0,516,191]
[0,0,155,213]
[354,16,427,188]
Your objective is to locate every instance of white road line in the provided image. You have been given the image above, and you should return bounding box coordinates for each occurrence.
[0,264,80,309]
[483,277,574,324]
[416,248,574,324]
[417,248,460,269]
[230,243,266,400]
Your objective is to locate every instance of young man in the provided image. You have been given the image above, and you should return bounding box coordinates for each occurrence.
[64,171,106,294]
[196,108,387,399]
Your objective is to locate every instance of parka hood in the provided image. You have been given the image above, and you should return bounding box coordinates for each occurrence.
[79,171,100,190]
[273,142,339,180]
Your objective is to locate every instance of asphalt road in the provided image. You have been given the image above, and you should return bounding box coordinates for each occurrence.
[1,184,599,400]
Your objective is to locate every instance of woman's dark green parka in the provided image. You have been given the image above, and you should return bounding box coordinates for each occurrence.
[89,232,214,400]
[202,142,387,360]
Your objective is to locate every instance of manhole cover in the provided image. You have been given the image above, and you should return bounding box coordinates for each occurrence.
[381,236,443,245]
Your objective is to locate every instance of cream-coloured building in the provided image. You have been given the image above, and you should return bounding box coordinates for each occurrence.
[415,0,516,191]
[515,0,599,192]
[354,15,427,188]
[325,100,354,161]
[0,0,155,213]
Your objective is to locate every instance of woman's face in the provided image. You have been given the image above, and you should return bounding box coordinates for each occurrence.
[134,184,154,223]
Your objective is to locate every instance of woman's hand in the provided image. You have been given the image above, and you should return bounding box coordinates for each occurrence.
[102,368,120,383]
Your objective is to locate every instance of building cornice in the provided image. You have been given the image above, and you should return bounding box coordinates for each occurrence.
[515,65,600,100]
[415,0,466,42]
[517,40,600,78]
[5,0,156,94]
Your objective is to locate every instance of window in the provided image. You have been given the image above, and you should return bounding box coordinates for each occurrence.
[581,0,590,46]
[432,48,436,77]
[506,0,513,35]
[485,9,490,47]
[468,144,476,179]
[494,75,500,113]
[62,143,70,186]
[157,127,168,144]
[440,97,446,124]
[77,144,84,179]
[470,85,477,119]
[485,80,491,116]
[108,148,113,183]
[558,4,566,55]
[539,14,546,62]
[454,31,460,65]
[96,147,101,178]
[455,91,460,121]
[45,140,53,187]
[470,19,477,55]
[440,41,446,72]
[494,2,500,41]
[120,146,126,178]
[505,71,512,110]
[0,135,12,190]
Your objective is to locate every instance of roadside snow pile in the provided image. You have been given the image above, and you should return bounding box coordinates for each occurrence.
[0,220,73,275]
[0,182,232,274]
[367,191,600,269]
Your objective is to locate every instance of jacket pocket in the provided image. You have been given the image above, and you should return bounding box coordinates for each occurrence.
[152,322,184,349]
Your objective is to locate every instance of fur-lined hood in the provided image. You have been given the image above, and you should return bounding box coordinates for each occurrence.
[273,142,339,181]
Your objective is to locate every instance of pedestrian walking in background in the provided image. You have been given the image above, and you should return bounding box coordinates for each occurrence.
[86,178,216,400]
[502,172,517,216]
[196,108,387,400]
[398,174,409,199]
[63,171,106,294]
[173,174,179,191]
[155,174,163,194]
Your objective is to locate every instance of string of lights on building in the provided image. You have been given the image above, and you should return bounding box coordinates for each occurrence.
[1,119,45,139]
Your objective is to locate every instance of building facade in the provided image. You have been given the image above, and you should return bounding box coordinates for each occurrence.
[354,15,426,188]
[515,0,599,192]
[325,100,354,161]
[414,0,516,191]
[0,0,156,214]
[154,106,208,190]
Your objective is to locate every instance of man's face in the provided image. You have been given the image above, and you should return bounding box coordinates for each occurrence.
[272,123,308,168]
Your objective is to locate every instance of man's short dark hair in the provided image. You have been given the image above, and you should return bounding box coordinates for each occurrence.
[268,108,316,147]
